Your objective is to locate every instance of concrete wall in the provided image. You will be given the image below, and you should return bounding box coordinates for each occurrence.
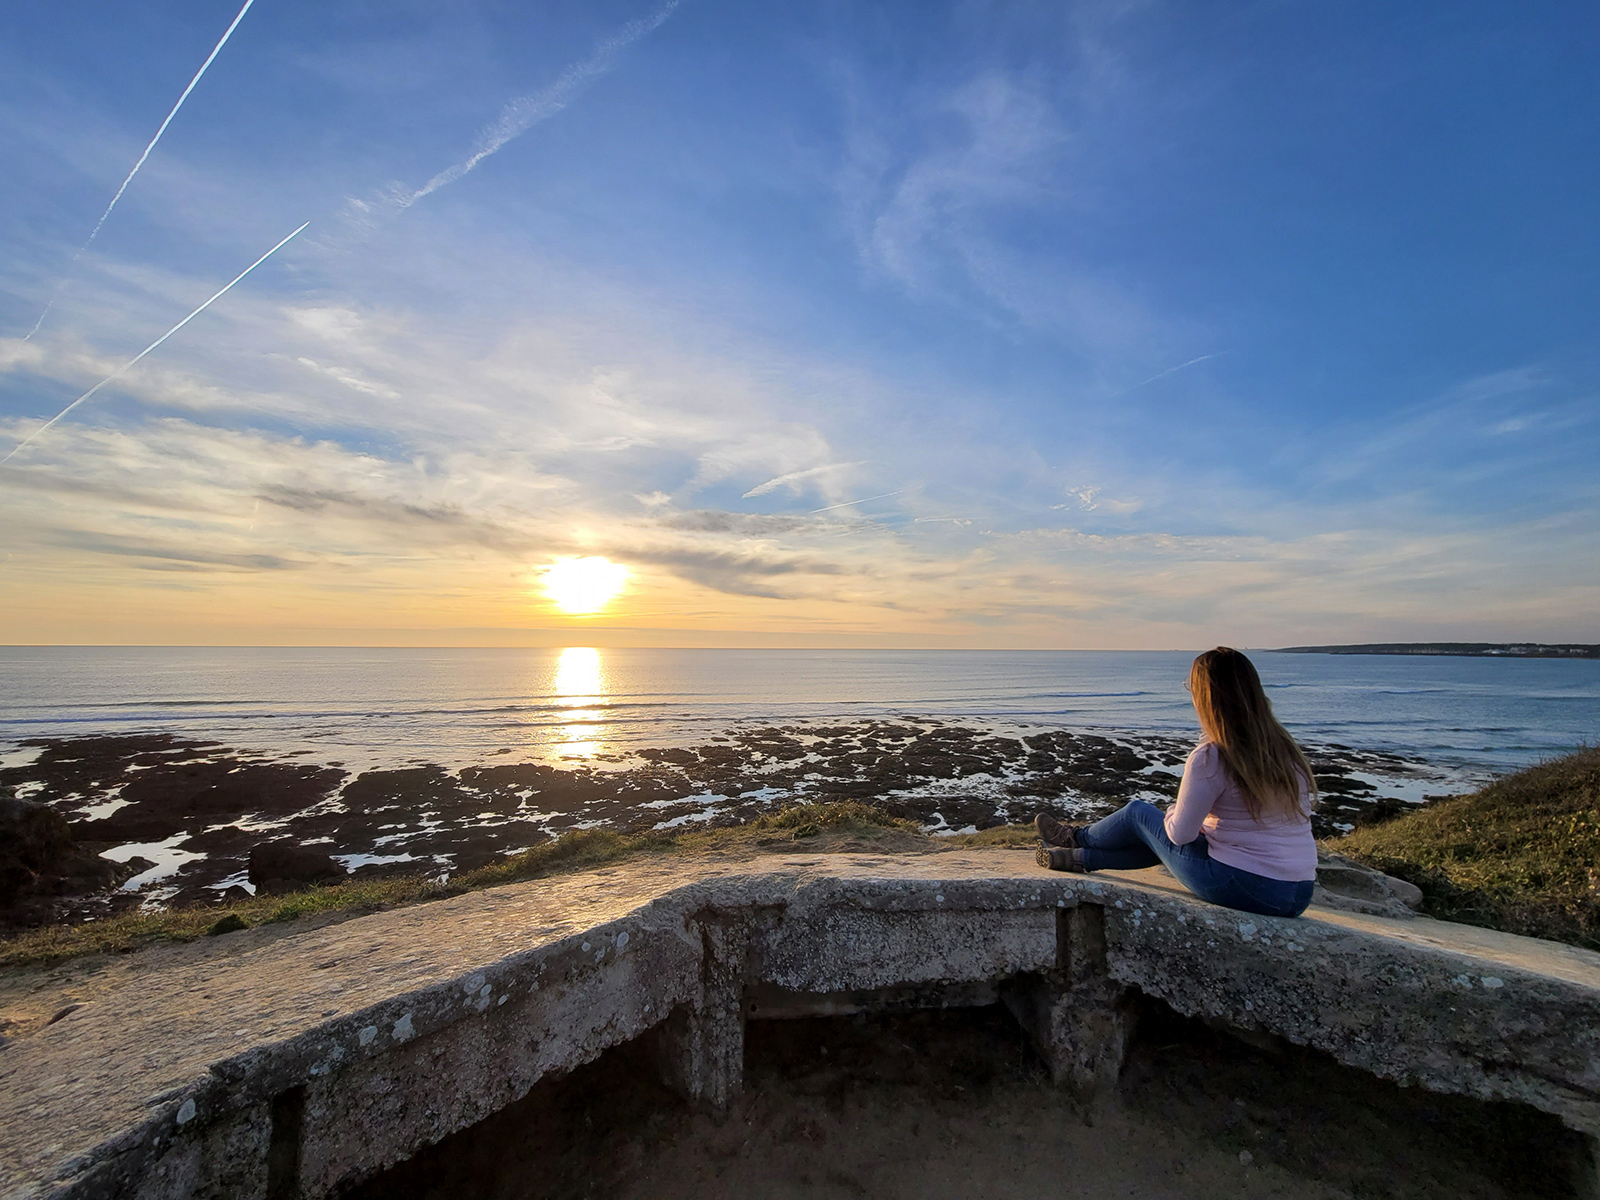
[3,855,1597,1199]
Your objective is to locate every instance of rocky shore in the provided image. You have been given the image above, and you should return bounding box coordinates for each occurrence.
[0,721,1451,925]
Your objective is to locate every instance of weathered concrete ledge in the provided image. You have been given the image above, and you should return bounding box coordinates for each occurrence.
[3,849,1597,1199]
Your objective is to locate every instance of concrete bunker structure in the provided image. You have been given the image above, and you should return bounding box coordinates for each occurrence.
[3,850,1598,1198]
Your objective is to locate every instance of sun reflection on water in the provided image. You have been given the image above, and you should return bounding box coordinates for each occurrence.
[553,647,604,758]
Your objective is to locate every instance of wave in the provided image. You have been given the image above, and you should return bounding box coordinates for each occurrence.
[1030,691,1149,699]
[4,647,1595,777]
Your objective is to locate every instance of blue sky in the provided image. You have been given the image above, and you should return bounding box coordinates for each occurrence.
[1,0,1596,646]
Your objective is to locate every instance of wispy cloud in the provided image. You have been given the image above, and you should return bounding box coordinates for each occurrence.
[398,0,681,207]
[1052,486,1141,514]
[44,529,306,573]
[660,510,819,536]
[830,54,1190,361]
[4,400,1595,644]
[295,356,399,400]
[742,460,865,498]
[844,71,1066,300]
[1306,365,1596,499]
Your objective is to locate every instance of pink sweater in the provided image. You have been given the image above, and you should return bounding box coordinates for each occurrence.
[1163,740,1316,882]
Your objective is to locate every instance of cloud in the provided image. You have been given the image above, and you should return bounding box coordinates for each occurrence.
[4,229,1594,645]
[619,543,845,600]
[829,36,1182,354]
[6,399,1594,642]
[1051,486,1142,515]
[295,357,399,400]
[0,339,47,371]
[399,0,681,206]
[742,460,865,498]
[844,71,1068,303]
[1304,365,1596,511]
[3,223,308,464]
[659,510,820,536]
[254,484,532,551]
[43,530,305,573]
[688,425,839,494]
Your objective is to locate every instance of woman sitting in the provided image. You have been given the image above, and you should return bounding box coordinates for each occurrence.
[1035,646,1317,919]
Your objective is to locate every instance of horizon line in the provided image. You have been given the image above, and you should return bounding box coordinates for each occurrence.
[0,642,1254,652]
[5,641,1592,652]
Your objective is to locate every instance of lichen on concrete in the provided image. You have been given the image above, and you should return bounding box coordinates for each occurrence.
[1,851,1596,1199]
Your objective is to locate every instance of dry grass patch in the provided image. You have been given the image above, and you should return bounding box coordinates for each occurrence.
[1338,747,1600,950]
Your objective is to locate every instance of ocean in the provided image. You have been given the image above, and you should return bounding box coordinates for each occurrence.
[3,647,1596,910]
[3,646,1596,774]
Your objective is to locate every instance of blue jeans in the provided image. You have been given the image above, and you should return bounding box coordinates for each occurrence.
[1077,800,1314,919]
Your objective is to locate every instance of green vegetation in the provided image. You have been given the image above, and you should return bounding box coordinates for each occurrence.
[0,801,935,968]
[1338,747,1600,950]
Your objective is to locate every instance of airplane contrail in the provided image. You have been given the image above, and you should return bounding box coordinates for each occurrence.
[3,221,308,466]
[23,0,258,340]
[744,461,867,498]
[402,0,680,205]
[1115,353,1219,397]
[811,490,903,514]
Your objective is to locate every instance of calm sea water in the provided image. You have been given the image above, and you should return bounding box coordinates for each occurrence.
[2,647,1596,778]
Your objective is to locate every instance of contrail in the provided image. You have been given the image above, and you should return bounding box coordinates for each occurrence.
[1115,353,1218,397]
[3,221,307,465]
[811,490,903,514]
[401,0,680,205]
[23,0,258,340]
[743,461,866,498]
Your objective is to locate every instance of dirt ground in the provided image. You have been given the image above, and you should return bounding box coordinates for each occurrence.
[354,1004,1583,1200]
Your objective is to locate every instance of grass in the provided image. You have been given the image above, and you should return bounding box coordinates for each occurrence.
[0,801,943,969]
[1337,747,1600,951]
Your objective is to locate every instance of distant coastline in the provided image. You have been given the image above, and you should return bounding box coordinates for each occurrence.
[1275,642,1600,659]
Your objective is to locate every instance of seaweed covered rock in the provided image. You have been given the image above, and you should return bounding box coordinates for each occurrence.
[249,842,347,894]
[1,796,131,926]
[0,798,73,906]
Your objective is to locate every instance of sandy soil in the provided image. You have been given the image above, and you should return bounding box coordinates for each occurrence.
[356,1005,1577,1200]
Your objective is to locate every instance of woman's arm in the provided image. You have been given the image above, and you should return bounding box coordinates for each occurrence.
[1164,743,1225,844]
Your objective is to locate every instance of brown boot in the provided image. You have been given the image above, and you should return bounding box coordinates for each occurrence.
[1034,812,1082,848]
[1035,845,1086,872]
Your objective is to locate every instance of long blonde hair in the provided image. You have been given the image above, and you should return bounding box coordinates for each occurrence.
[1189,647,1316,820]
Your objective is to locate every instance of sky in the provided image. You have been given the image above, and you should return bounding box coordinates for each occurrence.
[1,0,1597,648]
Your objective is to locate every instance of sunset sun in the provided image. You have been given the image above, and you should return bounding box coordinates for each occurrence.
[541,556,629,615]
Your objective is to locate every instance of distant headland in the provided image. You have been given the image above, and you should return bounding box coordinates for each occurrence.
[1275,642,1600,659]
